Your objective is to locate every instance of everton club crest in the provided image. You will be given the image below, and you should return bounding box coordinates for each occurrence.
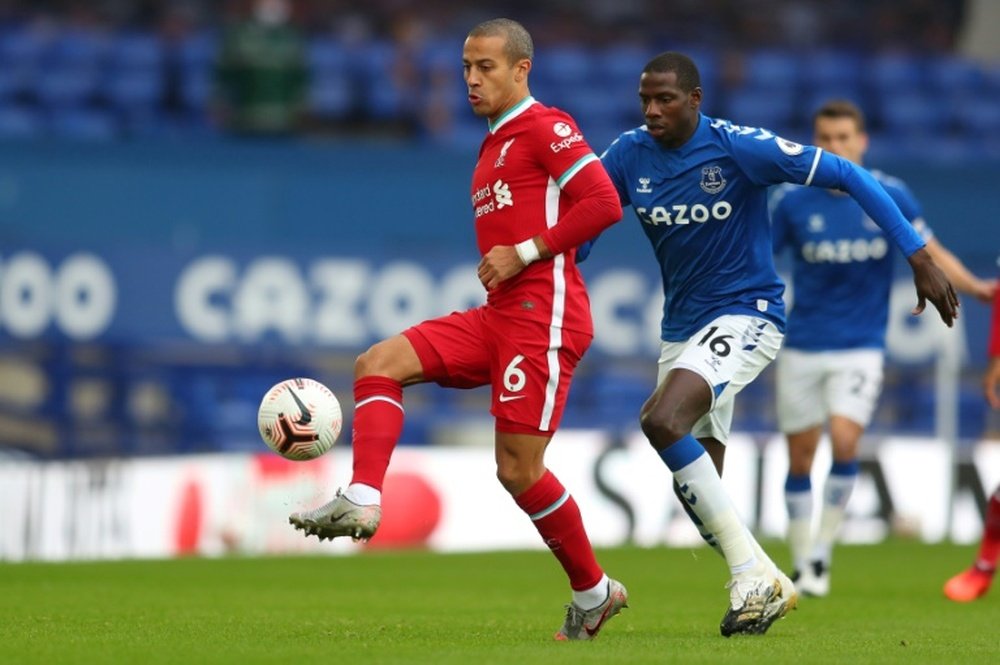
[700,165,726,194]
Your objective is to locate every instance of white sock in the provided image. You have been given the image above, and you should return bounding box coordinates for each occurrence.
[344,483,381,506]
[746,526,777,573]
[673,453,755,575]
[573,574,609,610]
[812,472,856,564]
[785,489,813,573]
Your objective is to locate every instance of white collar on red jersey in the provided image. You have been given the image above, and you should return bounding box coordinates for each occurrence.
[489,96,537,134]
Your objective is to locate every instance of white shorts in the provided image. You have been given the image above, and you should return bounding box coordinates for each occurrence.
[657,314,784,444]
[776,347,884,433]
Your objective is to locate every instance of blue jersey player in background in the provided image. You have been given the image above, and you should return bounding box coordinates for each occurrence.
[770,100,996,598]
[596,52,958,637]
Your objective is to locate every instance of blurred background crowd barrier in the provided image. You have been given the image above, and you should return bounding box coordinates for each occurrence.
[0,0,998,463]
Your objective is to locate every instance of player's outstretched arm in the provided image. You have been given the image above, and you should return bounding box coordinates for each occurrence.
[907,247,959,327]
[809,154,959,326]
[923,238,998,303]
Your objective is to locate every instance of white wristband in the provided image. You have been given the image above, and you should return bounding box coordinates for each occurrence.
[515,238,541,266]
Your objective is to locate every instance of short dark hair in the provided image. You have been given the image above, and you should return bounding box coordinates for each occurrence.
[642,52,701,92]
[814,99,866,132]
[468,18,533,64]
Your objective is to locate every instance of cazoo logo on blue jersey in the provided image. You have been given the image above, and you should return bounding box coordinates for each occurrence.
[636,201,733,226]
[801,237,889,263]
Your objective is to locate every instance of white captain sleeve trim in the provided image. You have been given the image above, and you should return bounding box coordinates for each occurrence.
[803,147,823,186]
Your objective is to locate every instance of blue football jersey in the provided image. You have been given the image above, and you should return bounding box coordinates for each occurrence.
[600,115,811,341]
[771,171,933,350]
[601,114,926,343]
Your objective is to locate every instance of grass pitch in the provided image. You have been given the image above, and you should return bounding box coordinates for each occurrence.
[1,540,996,665]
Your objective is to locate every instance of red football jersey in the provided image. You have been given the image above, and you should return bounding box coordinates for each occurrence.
[471,97,605,335]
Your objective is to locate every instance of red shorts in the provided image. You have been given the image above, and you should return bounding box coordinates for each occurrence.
[403,306,592,435]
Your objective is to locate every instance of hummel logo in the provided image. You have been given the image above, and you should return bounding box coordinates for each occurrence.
[288,388,312,425]
[679,482,698,506]
[498,394,525,403]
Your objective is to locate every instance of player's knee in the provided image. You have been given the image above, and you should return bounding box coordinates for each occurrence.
[639,404,686,446]
[495,465,528,495]
[354,338,405,379]
[354,346,382,377]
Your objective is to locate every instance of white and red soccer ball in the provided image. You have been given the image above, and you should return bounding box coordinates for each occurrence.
[257,378,342,460]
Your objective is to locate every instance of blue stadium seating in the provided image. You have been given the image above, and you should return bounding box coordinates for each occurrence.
[0,103,43,138]
[307,37,351,75]
[48,107,118,140]
[724,88,798,133]
[878,91,952,137]
[952,96,1000,140]
[109,32,165,71]
[532,45,594,91]
[743,50,801,91]
[35,65,102,107]
[359,41,408,120]
[865,52,926,91]
[800,50,864,92]
[309,74,353,119]
[0,23,994,160]
[925,55,984,95]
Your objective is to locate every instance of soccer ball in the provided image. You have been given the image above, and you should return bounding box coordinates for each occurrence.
[257,378,342,460]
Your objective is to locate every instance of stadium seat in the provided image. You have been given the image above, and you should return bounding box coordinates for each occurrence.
[925,55,983,94]
[176,31,216,71]
[532,45,593,90]
[878,91,952,137]
[800,50,863,91]
[0,103,43,138]
[35,65,102,108]
[105,69,165,112]
[568,86,627,133]
[306,37,358,119]
[596,44,647,82]
[175,31,216,113]
[179,64,212,113]
[359,40,408,120]
[0,26,49,63]
[952,96,1000,140]
[307,37,351,76]
[103,32,167,115]
[0,28,48,100]
[308,73,353,119]
[45,29,109,70]
[48,107,119,140]
[109,32,165,71]
[724,88,798,133]
[864,52,925,91]
[743,50,801,91]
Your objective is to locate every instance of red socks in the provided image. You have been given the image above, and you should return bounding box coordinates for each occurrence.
[515,470,604,590]
[349,376,405,491]
[977,489,1000,571]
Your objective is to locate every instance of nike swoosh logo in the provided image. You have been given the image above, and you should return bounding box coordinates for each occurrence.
[288,388,313,425]
[584,602,614,637]
[498,394,525,403]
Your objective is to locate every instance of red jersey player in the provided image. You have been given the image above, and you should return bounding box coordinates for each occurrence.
[289,18,628,640]
[943,270,1000,601]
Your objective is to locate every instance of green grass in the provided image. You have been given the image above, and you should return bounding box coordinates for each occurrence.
[1,541,996,664]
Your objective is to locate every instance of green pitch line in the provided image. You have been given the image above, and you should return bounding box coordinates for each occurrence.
[1,540,996,665]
